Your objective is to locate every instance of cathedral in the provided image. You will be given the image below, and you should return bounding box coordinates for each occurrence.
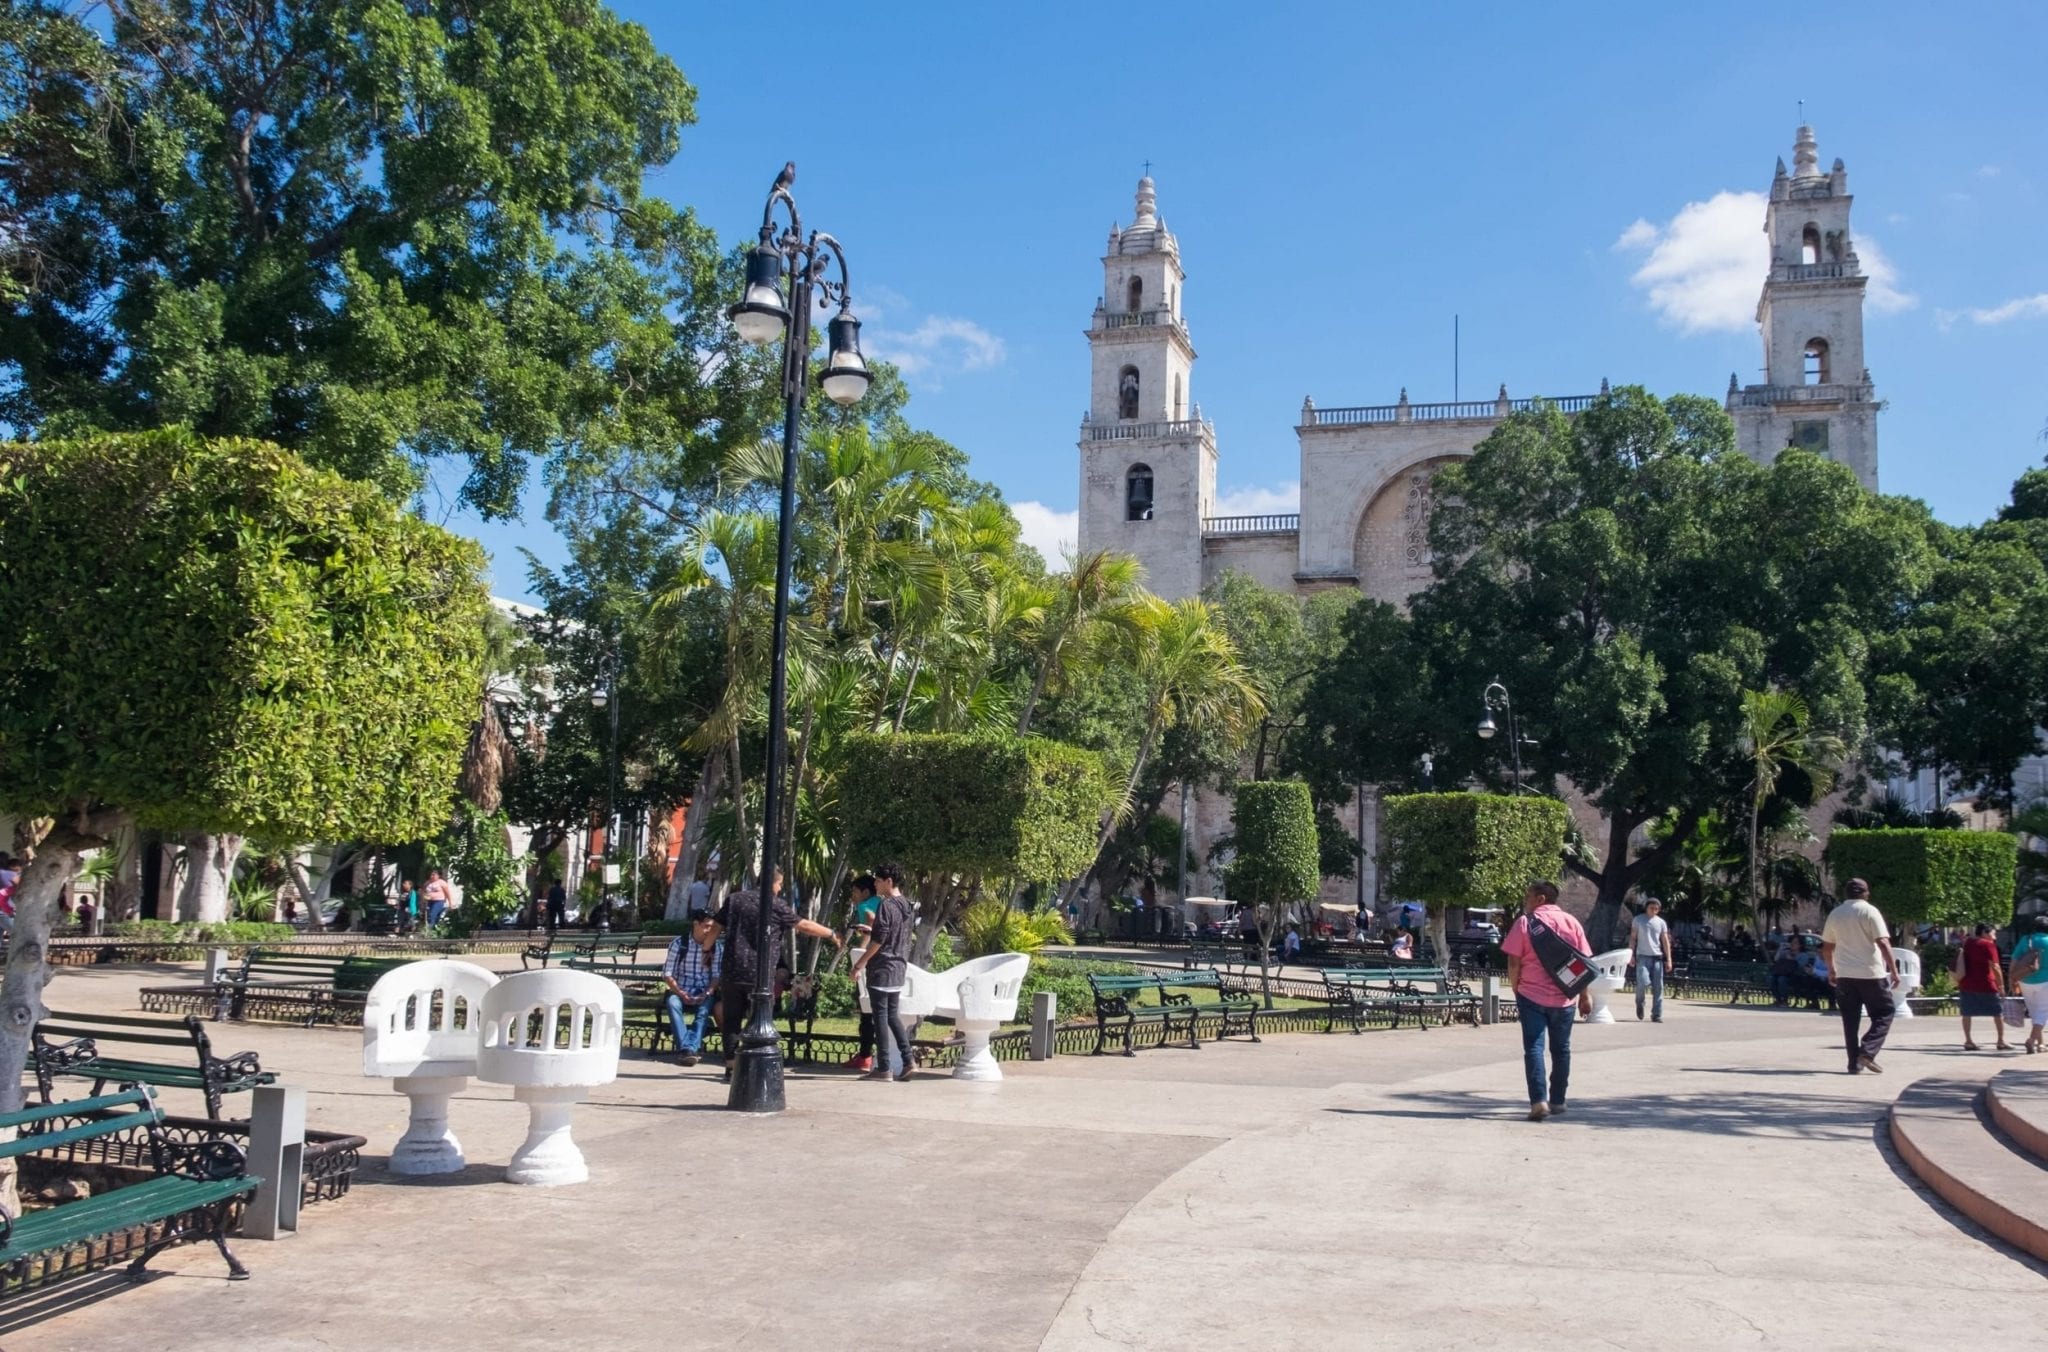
[1077,125,1883,603]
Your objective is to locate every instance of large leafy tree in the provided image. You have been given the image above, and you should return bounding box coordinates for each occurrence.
[2,0,763,507]
[1392,388,1931,946]
[0,429,486,1110]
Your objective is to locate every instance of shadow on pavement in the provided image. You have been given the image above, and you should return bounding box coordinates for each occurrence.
[1328,1085,1886,1140]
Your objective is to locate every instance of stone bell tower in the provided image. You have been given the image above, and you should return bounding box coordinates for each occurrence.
[1729,124,1880,489]
[1075,176,1216,600]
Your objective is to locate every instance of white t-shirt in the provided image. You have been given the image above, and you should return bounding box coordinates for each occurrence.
[1630,913,1669,958]
[1821,899,1890,980]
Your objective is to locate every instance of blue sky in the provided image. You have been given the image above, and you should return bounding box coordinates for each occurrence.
[450,0,2048,600]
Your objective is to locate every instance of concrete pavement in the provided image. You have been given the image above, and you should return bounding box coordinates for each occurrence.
[11,961,2046,1351]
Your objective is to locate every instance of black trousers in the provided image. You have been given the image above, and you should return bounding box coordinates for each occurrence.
[856,1010,876,1057]
[719,984,753,1060]
[870,988,913,1075]
[1836,977,1896,1068]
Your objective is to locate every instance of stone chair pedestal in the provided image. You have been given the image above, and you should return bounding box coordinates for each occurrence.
[506,1085,592,1186]
[389,1073,470,1175]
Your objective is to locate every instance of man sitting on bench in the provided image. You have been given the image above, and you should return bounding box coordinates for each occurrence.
[662,908,723,1067]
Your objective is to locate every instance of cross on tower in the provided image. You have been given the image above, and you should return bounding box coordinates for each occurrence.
[1797,99,1804,122]
[1142,159,1152,177]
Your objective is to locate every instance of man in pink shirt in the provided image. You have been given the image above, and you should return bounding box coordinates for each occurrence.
[1500,880,1594,1121]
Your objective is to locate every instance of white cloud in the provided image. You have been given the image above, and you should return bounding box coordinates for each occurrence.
[1010,500,1077,567]
[1979,164,2002,178]
[864,315,1006,378]
[1936,293,2048,329]
[1211,481,1301,516]
[1855,236,1916,313]
[1615,190,1914,331]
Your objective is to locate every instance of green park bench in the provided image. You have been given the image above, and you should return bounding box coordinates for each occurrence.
[215,950,411,1025]
[1320,967,1477,1033]
[30,1010,274,1121]
[1088,971,1260,1055]
[1,1085,259,1291]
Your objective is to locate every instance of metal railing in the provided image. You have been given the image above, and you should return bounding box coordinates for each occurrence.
[1203,513,1300,535]
[1302,393,1598,428]
[1084,417,1213,441]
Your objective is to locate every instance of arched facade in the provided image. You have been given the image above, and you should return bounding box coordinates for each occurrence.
[1349,456,1461,605]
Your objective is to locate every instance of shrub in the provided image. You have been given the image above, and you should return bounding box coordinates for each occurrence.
[1225,782,1320,909]
[1019,956,1136,1024]
[106,920,297,945]
[1383,793,1569,913]
[960,899,1074,958]
[1823,829,2018,926]
[841,733,1115,886]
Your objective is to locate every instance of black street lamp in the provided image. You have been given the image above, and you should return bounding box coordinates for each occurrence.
[725,162,870,1114]
[592,640,622,932]
[1477,679,1535,793]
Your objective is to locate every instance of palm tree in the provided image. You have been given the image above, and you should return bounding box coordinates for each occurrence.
[1737,689,1845,916]
[1063,597,1266,907]
[1015,549,1146,734]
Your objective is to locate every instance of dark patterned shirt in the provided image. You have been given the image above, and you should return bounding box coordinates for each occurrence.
[717,888,798,989]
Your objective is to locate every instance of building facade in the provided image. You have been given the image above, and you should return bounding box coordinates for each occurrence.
[1078,126,1882,604]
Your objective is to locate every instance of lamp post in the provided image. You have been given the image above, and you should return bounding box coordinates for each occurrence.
[591,641,621,932]
[725,162,871,1113]
[1476,679,1535,794]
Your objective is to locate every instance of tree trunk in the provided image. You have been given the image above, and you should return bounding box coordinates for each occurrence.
[892,653,921,733]
[107,820,143,922]
[1061,718,1162,911]
[175,831,243,923]
[728,731,750,887]
[665,748,725,920]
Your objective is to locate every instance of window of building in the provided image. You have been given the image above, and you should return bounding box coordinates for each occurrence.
[1126,463,1154,522]
[1801,224,1820,266]
[1173,374,1183,420]
[1118,366,1140,420]
[1802,338,1830,385]
[1127,276,1143,313]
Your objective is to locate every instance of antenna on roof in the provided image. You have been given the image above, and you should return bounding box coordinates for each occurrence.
[1454,315,1460,403]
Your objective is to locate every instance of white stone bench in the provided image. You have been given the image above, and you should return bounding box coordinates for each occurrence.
[1582,949,1633,1024]
[475,970,622,1186]
[928,954,1031,1081]
[1892,947,1923,1019]
[361,959,499,1175]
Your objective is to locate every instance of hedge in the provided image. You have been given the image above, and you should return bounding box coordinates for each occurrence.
[1384,793,1568,910]
[841,733,1115,884]
[1823,828,2017,926]
[1226,781,1319,905]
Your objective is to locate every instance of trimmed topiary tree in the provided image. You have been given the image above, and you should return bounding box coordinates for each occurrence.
[1384,793,1570,962]
[841,732,1115,961]
[1823,828,2018,930]
[1226,781,1320,1006]
[0,429,489,1115]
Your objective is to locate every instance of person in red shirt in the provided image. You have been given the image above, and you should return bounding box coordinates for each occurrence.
[1953,923,2010,1053]
[1500,880,1593,1121]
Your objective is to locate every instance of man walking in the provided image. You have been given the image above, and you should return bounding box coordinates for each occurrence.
[1822,877,1897,1074]
[1630,897,1674,1022]
[661,908,723,1066]
[851,864,916,1082]
[842,874,881,1072]
[716,867,841,1077]
[1500,880,1594,1121]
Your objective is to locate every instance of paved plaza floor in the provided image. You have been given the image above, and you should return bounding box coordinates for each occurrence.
[10,958,2047,1351]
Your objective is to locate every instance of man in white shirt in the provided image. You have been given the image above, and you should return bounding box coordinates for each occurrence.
[1821,877,1897,1074]
[1630,897,1674,1022]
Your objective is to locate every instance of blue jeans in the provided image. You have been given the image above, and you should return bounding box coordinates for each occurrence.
[1633,955,1665,1020]
[665,993,715,1054]
[1517,996,1576,1107]
[427,901,447,926]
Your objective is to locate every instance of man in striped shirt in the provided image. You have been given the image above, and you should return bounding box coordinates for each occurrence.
[663,909,723,1067]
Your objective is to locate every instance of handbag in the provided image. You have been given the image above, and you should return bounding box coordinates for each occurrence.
[2003,995,2028,1031]
[1526,914,1599,998]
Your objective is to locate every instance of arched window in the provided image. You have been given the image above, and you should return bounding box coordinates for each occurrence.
[1801,224,1821,266]
[1127,276,1143,314]
[1126,463,1154,522]
[1118,366,1140,420]
[1803,338,1830,385]
[1172,374,1183,420]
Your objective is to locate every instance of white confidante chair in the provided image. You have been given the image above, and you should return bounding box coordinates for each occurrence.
[475,969,622,1186]
[362,960,500,1175]
[1892,947,1923,1019]
[1582,949,1633,1024]
[928,953,1031,1081]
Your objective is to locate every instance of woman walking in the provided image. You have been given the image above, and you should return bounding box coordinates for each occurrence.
[2011,916,2048,1055]
[1954,923,2010,1052]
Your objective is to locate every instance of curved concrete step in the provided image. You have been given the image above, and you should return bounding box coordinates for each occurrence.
[1889,1075,2048,1262]
[1986,1067,2048,1165]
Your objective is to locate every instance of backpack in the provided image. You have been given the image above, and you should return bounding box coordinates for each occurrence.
[1526,912,1599,998]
